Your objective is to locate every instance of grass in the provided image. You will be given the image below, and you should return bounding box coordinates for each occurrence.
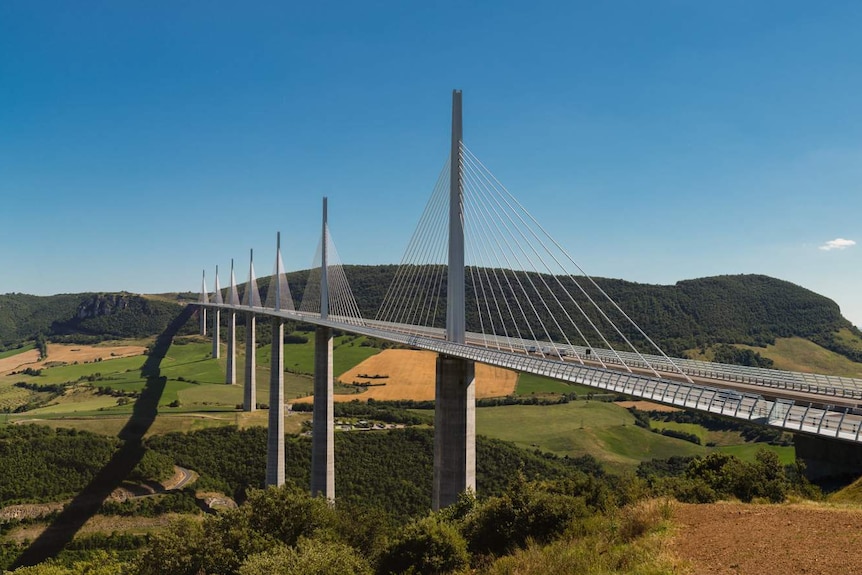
[0,344,35,360]
[476,401,707,474]
[732,337,862,378]
[716,443,796,465]
[256,332,380,381]
[0,384,38,411]
[828,474,862,503]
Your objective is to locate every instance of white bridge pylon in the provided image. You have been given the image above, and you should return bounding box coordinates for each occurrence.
[193,91,862,504]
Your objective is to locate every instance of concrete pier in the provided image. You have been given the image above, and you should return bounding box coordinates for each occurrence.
[199,308,207,336]
[795,434,862,480]
[211,309,220,359]
[225,311,236,384]
[432,355,475,510]
[311,326,334,499]
[266,319,285,486]
[244,314,256,411]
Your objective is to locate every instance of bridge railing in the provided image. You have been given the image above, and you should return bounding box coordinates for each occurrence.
[194,302,862,444]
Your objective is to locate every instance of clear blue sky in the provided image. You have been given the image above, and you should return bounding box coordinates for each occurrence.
[2,1,861,327]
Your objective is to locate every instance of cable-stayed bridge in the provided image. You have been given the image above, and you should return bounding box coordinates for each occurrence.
[192,91,862,508]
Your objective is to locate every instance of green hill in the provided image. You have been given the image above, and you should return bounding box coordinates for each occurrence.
[281,268,860,359]
[3,270,860,363]
[0,292,190,349]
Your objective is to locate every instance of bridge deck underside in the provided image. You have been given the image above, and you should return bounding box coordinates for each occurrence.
[197,303,862,445]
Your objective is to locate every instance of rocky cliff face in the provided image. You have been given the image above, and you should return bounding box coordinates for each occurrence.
[76,294,134,319]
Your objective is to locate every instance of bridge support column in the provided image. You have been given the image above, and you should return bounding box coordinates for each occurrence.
[433,355,475,510]
[266,319,285,486]
[225,311,236,384]
[199,308,207,336]
[795,434,862,480]
[244,314,256,411]
[211,310,221,359]
[311,326,334,500]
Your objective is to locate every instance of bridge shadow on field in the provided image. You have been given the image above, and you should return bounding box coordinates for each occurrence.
[12,306,196,568]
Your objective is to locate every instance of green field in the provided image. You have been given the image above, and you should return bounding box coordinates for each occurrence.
[256,332,380,380]
[689,336,862,378]
[476,401,707,473]
[6,333,379,431]
[716,443,796,465]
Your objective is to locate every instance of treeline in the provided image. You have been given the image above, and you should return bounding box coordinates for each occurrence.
[265,268,857,357]
[288,396,582,424]
[636,450,816,503]
[630,408,793,446]
[289,401,430,425]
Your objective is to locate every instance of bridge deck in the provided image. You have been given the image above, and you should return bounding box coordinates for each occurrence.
[195,303,862,445]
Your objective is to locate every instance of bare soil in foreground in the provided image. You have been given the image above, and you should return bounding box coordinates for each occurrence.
[669,502,862,574]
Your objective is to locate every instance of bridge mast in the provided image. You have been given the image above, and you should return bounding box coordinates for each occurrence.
[211,265,221,359]
[447,90,465,344]
[312,197,335,500]
[434,89,476,510]
[266,233,285,486]
[244,249,257,411]
[199,269,207,336]
[225,259,237,385]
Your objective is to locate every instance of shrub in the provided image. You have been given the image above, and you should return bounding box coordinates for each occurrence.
[378,515,469,575]
[239,539,371,575]
[462,478,588,557]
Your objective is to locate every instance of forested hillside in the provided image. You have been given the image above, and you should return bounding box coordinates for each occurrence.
[277,267,858,357]
[0,293,188,349]
[2,269,858,361]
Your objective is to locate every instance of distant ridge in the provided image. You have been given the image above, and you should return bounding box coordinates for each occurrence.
[0,292,191,348]
[2,269,860,363]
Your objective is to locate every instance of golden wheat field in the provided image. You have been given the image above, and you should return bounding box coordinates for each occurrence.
[294,349,517,403]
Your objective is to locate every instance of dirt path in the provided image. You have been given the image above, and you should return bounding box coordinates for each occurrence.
[670,502,862,574]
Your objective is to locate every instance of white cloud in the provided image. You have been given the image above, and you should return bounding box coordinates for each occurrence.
[819,238,856,251]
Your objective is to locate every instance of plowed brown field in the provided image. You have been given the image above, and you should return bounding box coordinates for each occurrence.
[670,502,862,574]
[295,349,517,403]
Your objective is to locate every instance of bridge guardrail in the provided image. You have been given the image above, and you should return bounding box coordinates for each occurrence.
[194,303,862,444]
